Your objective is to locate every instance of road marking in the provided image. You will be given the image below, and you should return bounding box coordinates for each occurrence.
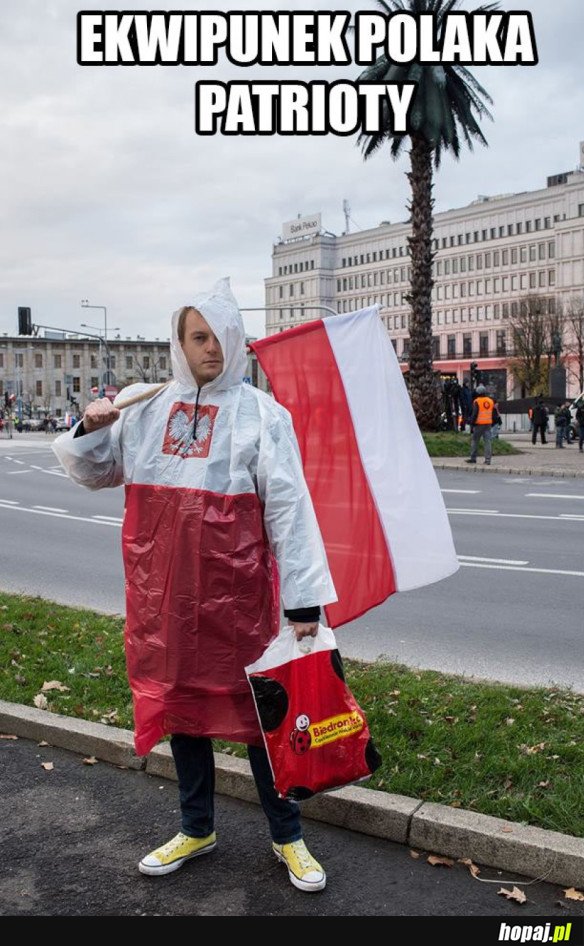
[0,505,121,526]
[448,509,584,522]
[460,562,584,578]
[12,459,24,465]
[441,489,481,494]
[458,555,529,565]
[5,469,33,475]
[92,515,124,522]
[0,499,19,504]
[526,493,584,500]
[29,464,67,477]
[33,505,69,513]
[559,513,584,520]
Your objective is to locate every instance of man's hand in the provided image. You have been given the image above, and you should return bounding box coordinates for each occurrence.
[289,621,319,641]
[82,398,121,433]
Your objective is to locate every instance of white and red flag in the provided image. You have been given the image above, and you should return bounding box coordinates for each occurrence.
[250,306,459,629]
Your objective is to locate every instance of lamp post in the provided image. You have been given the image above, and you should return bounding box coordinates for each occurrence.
[80,302,119,391]
[81,301,118,388]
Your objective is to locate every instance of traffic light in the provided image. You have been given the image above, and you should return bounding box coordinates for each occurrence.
[470,361,482,389]
[18,307,32,335]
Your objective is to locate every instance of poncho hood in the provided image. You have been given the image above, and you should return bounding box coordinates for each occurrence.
[170,276,248,393]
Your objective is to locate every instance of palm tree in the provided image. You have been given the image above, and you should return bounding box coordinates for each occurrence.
[357,0,496,430]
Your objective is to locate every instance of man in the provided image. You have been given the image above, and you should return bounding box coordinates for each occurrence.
[554,403,568,448]
[576,400,584,453]
[531,397,548,446]
[466,384,501,466]
[53,278,337,893]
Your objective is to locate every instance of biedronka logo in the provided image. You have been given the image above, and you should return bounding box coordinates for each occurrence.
[310,711,364,748]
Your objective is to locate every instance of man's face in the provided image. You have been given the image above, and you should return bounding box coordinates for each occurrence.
[180,308,224,387]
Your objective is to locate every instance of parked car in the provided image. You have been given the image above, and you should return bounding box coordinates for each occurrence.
[54,418,71,432]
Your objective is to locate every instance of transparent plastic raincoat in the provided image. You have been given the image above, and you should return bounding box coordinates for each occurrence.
[53,279,336,754]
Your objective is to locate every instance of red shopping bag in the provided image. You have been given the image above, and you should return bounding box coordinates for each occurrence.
[245,624,382,800]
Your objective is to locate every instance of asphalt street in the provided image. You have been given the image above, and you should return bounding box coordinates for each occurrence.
[0,437,583,692]
[2,736,583,918]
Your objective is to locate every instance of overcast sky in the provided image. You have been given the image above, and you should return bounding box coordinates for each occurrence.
[1,0,583,343]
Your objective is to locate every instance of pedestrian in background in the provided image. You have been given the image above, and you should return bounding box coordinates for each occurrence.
[531,397,549,446]
[466,385,501,466]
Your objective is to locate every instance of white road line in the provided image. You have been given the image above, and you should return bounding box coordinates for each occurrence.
[92,515,124,522]
[12,459,24,465]
[447,509,584,522]
[5,469,33,475]
[0,505,121,526]
[33,505,69,513]
[559,514,584,520]
[29,464,67,477]
[460,562,584,578]
[0,499,19,505]
[441,489,481,494]
[458,555,529,565]
[526,493,584,500]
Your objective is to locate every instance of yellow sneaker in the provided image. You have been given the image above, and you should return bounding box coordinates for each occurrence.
[272,839,326,892]
[139,831,216,876]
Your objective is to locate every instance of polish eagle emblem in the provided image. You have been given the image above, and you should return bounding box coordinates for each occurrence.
[163,403,218,459]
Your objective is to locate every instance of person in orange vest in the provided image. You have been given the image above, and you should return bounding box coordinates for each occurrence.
[466,385,501,466]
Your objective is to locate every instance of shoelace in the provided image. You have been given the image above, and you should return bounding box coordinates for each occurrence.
[159,833,191,856]
[290,842,317,873]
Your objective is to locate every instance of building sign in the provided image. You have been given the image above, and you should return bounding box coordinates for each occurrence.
[282,213,321,241]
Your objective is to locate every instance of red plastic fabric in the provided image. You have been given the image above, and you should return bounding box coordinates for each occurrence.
[246,629,381,800]
[123,482,280,755]
[250,321,395,629]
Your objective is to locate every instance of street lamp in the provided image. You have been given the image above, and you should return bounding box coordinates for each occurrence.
[81,300,117,387]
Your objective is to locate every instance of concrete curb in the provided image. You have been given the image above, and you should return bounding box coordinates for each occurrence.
[431,461,584,478]
[2,699,584,888]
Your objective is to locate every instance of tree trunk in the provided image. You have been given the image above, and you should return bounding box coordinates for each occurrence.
[406,136,441,431]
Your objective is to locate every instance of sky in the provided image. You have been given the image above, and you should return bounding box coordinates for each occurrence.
[0,0,583,343]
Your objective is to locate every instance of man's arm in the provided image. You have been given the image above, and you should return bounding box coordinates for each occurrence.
[256,404,337,637]
[52,397,124,491]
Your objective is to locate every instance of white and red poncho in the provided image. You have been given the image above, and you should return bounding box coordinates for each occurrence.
[53,279,337,754]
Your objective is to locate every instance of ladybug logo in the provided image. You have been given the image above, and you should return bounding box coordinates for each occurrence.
[290,713,312,754]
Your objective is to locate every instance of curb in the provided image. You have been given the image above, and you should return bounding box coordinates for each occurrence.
[431,461,584,478]
[2,699,584,888]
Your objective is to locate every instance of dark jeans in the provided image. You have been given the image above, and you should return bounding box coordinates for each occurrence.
[532,423,547,445]
[170,734,302,845]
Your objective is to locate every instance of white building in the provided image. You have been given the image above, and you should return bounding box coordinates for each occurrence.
[265,154,584,401]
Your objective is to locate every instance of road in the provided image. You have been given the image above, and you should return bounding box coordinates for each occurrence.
[1,437,582,692]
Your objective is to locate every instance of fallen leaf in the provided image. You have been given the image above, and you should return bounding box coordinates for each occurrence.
[458,858,481,878]
[33,693,48,710]
[427,855,455,868]
[0,734,18,740]
[409,850,420,859]
[506,717,515,726]
[500,826,514,833]
[38,740,50,747]
[82,756,98,766]
[389,689,400,697]
[538,781,551,789]
[41,680,70,693]
[563,888,584,902]
[498,886,527,904]
[41,762,54,771]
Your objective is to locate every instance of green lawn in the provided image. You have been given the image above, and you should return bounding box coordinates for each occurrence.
[1,591,582,837]
[423,432,521,457]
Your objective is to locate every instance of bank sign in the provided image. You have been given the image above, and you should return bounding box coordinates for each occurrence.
[282,213,322,241]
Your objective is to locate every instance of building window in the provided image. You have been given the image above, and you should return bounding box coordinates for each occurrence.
[73,354,81,368]
[463,334,472,356]
[289,284,294,297]
[496,330,506,355]
[110,355,116,369]
[479,333,489,356]
[36,380,43,396]
[55,380,62,396]
[91,355,97,368]
[0,354,3,368]
[143,356,150,369]
[548,242,555,259]
[447,335,456,357]
[126,356,132,369]
[539,271,546,287]
[520,247,527,263]
[73,377,80,393]
[402,337,410,357]
[502,303,509,318]
[548,270,556,286]
[159,356,166,370]
[535,218,541,230]
[35,353,43,368]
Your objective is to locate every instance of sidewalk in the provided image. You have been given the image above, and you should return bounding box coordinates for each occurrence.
[432,433,584,478]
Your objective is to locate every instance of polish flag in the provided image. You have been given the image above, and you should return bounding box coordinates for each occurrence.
[249,306,459,628]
